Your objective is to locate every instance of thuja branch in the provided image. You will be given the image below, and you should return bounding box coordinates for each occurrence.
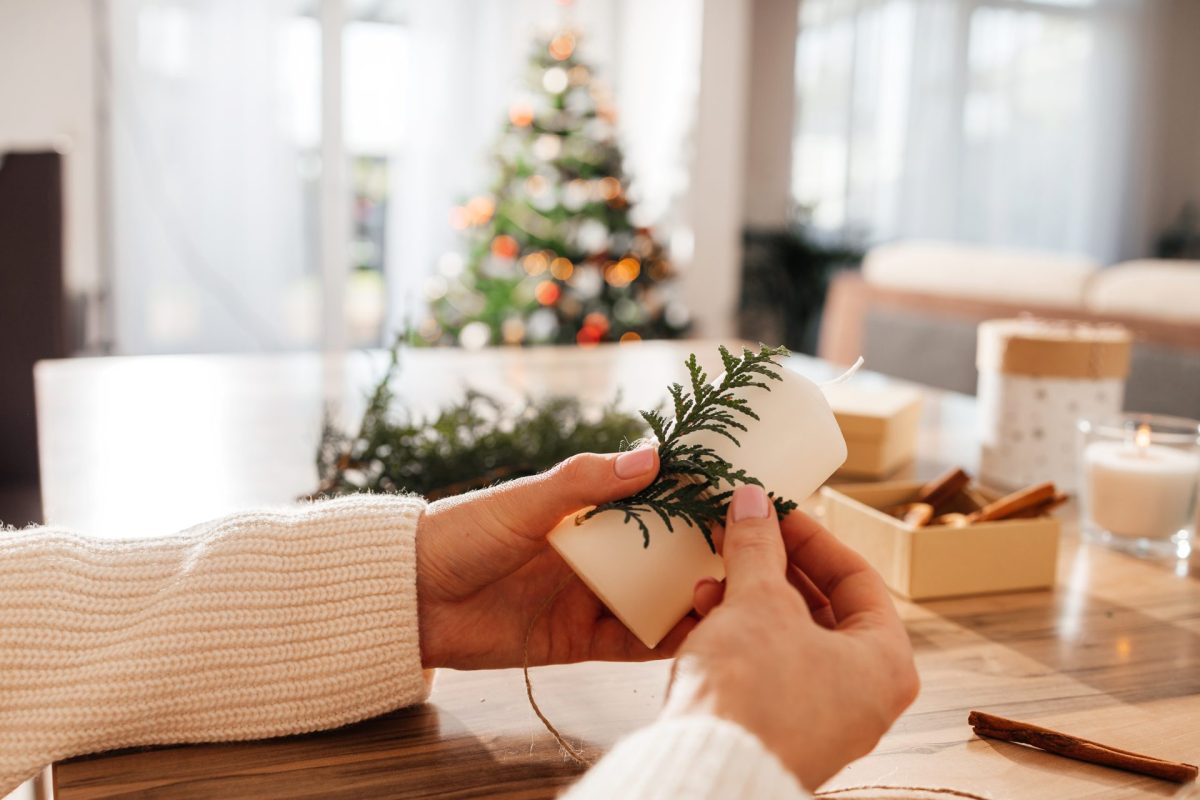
[584,344,799,550]
[315,345,647,499]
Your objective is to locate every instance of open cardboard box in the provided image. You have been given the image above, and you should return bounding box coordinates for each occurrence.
[819,480,1059,600]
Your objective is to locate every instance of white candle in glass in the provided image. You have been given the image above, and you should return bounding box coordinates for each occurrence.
[1084,424,1200,541]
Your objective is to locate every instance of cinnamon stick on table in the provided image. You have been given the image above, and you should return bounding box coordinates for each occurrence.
[969,710,1199,784]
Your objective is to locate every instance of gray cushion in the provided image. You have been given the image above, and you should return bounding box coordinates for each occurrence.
[862,308,1200,419]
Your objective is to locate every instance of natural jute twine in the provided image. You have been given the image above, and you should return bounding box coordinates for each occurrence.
[523,573,592,766]
[814,785,994,799]
[522,587,993,798]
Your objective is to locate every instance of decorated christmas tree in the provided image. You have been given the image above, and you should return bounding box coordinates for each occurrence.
[416,28,689,348]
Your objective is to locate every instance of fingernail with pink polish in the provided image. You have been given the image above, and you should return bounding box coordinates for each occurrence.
[614,446,656,479]
[730,485,770,522]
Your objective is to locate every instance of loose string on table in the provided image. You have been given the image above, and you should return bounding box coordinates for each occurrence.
[525,588,994,798]
[524,573,592,767]
[526,503,994,797]
[815,785,994,800]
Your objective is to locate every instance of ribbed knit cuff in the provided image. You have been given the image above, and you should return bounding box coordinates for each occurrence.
[0,493,429,793]
[564,715,809,799]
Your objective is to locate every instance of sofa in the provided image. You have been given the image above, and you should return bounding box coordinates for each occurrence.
[819,241,1200,419]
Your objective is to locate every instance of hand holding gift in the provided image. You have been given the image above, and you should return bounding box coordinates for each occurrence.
[665,485,919,791]
[550,345,849,648]
[416,446,698,669]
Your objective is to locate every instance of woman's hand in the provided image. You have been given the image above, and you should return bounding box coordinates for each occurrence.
[415,446,697,670]
[664,484,919,791]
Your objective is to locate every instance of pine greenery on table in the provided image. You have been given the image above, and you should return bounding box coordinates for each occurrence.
[583,344,798,551]
[317,344,796,551]
[316,349,647,499]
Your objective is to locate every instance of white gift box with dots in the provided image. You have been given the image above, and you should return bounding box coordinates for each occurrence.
[978,371,1125,492]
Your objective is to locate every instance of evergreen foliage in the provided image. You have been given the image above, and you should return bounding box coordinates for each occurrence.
[318,344,796,553]
[583,345,799,550]
[316,348,647,499]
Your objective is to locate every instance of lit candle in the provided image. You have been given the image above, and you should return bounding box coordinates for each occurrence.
[1083,424,1200,541]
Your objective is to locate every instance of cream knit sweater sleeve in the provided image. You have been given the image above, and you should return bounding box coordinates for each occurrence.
[564,716,810,800]
[0,494,429,792]
[1,494,808,800]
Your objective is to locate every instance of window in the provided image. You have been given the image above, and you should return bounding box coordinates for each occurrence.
[792,0,1147,261]
[103,0,700,353]
[106,0,406,353]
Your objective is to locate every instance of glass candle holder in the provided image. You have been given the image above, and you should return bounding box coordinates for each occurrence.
[1078,414,1200,559]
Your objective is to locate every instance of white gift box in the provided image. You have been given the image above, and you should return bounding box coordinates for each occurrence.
[977,319,1132,492]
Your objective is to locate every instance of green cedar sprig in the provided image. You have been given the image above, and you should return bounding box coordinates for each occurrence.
[315,346,648,499]
[583,344,799,551]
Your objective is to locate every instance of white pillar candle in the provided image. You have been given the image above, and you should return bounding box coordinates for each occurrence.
[548,363,847,649]
[681,365,848,501]
[1084,432,1200,541]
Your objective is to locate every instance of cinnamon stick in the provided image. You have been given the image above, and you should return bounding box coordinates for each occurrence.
[888,502,934,528]
[969,482,1056,523]
[968,710,1198,784]
[915,467,971,511]
[1004,493,1069,520]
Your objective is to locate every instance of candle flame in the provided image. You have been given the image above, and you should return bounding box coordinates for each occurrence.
[1135,423,1152,449]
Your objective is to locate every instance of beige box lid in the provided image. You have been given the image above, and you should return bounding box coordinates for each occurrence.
[976,318,1132,379]
[823,383,923,439]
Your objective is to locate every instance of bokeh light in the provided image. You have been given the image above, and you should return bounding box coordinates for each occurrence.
[599,176,621,200]
[490,234,520,260]
[550,257,574,280]
[548,32,576,61]
[459,321,491,350]
[542,67,569,94]
[605,257,640,287]
[535,281,561,305]
[523,251,549,276]
[508,102,535,128]
[501,317,526,345]
[533,133,562,161]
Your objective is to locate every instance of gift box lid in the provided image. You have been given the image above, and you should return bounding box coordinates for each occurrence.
[822,383,923,440]
[976,318,1132,380]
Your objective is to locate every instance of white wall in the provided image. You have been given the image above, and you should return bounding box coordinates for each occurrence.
[744,0,799,229]
[0,0,102,348]
[686,0,753,338]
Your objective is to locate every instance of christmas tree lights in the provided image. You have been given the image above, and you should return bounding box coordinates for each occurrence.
[418,29,689,348]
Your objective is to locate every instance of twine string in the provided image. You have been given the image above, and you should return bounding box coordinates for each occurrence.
[821,356,866,387]
[523,572,592,767]
[815,785,994,800]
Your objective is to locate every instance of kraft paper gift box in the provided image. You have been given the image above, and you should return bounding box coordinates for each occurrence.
[977,318,1131,492]
[820,480,1059,600]
[823,383,923,479]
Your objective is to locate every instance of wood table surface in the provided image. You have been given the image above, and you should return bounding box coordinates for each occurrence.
[33,341,1200,799]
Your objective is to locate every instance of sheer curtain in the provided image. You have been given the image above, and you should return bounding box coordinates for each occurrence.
[793,0,1151,263]
[104,0,700,352]
[107,0,315,354]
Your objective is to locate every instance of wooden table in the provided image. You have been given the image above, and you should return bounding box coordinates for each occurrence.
[35,342,1200,799]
